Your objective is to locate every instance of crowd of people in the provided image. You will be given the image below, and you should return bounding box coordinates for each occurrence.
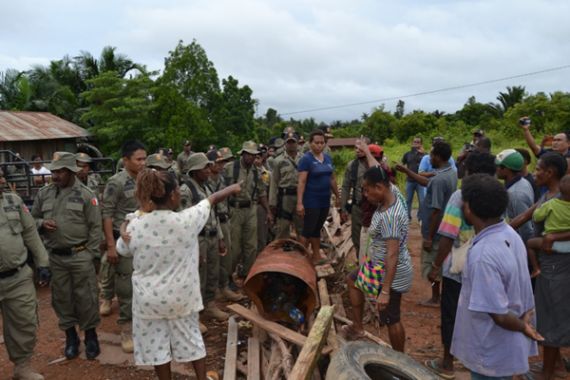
[0,119,569,380]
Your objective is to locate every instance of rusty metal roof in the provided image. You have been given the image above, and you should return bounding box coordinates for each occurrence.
[326,137,359,147]
[0,111,90,142]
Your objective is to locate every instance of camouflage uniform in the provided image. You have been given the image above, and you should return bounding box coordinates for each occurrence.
[224,142,266,278]
[269,149,303,239]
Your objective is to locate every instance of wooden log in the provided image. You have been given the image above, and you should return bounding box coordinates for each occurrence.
[269,333,293,378]
[247,337,261,380]
[318,279,338,351]
[333,313,390,347]
[330,294,346,318]
[227,303,334,355]
[223,316,239,380]
[289,305,335,380]
[265,344,281,380]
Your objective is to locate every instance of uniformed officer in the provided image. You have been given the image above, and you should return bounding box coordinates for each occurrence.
[176,140,193,176]
[269,132,304,240]
[76,152,102,199]
[0,168,49,380]
[255,145,272,252]
[224,141,272,285]
[180,153,228,325]
[146,152,172,172]
[340,137,370,254]
[31,152,102,360]
[267,137,285,172]
[207,149,243,302]
[100,140,146,353]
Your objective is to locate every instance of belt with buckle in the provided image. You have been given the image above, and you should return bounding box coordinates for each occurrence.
[229,200,252,208]
[199,228,218,237]
[51,243,88,256]
[278,187,297,196]
[0,262,26,279]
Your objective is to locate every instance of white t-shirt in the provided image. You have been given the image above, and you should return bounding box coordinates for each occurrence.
[32,167,51,176]
[116,199,211,319]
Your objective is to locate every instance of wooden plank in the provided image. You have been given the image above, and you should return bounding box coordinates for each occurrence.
[315,263,335,278]
[330,294,346,318]
[333,314,390,347]
[264,343,281,380]
[247,337,261,380]
[289,306,335,380]
[318,279,338,351]
[223,316,239,380]
[323,224,339,259]
[270,333,293,378]
[227,304,333,355]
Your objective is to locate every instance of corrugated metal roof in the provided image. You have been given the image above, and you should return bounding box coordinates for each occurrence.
[327,137,358,147]
[0,111,90,142]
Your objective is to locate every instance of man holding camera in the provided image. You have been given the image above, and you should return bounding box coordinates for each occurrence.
[520,117,570,171]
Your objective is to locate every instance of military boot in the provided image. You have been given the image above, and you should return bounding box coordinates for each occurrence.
[64,327,80,359]
[13,359,44,380]
[203,301,229,321]
[220,287,244,302]
[120,323,134,353]
[84,328,101,360]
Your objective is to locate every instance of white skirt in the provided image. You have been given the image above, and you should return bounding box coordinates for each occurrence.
[132,312,206,366]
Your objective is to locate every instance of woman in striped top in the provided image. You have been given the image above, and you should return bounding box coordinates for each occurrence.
[342,166,413,352]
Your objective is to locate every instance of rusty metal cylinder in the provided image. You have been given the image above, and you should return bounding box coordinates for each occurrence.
[244,239,318,323]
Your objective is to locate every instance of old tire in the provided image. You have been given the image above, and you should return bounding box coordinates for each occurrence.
[325,341,439,380]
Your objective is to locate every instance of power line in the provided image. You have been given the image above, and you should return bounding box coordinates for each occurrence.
[279,64,570,116]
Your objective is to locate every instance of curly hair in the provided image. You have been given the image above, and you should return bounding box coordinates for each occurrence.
[461,174,508,220]
[136,169,177,211]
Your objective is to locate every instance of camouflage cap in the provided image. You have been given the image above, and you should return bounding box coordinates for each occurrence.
[238,141,260,155]
[187,153,213,172]
[217,147,234,161]
[75,152,93,163]
[47,152,79,172]
[146,153,172,169]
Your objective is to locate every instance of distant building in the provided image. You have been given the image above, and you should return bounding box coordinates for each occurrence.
[326,137,358,150]
[0,111,90,160]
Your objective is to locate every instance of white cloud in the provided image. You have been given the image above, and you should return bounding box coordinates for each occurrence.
[1,0,569,121]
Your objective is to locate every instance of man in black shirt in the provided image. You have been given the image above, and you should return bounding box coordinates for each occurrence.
[401,137,426,221]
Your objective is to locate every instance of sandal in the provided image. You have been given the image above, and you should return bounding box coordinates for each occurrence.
[424,359,455,380]
[339,325,366,341]
[418,299,440,308]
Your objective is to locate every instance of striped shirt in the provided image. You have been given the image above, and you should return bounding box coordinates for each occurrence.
[369,194,413,293]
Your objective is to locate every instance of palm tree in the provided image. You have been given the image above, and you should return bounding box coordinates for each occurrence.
[496,86,526,113]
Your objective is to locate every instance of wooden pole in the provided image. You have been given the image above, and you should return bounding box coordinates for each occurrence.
[223,316,239,380]
[289,305,335,380]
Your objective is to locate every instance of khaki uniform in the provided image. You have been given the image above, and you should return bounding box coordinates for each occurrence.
[269,151,303,239]
[100,170,138,324]
[86,173,102,199]
[0,192,49,365]
[180,178,222,304]
[224,159,266,278]
[257,164,271,252]
[176,151,192,175]
[208,174,232,288]
[340,159,367,254]
[31,179,102,332]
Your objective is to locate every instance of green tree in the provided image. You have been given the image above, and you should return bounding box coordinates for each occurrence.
[394,99,405,119]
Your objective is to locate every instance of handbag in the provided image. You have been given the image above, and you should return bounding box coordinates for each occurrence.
[354,258,386,300]
[449,237,473,274]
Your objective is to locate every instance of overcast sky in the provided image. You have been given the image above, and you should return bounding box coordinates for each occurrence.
[1,0,569,121]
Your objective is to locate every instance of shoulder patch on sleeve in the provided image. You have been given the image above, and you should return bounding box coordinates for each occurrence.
[91,198,99,206]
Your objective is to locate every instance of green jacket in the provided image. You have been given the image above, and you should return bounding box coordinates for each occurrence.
[101,170,138,232]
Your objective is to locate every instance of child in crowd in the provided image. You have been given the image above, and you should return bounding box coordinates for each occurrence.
[526,174,570,277]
